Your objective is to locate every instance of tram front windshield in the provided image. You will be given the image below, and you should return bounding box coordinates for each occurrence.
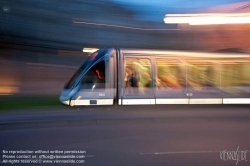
[64,50,106,90]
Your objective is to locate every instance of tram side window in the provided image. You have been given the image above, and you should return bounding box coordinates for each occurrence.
[187,60,220,91]
[81,60,105,91]
[124,58,152,95]
[221,61,250,94]
[156,59,185,91]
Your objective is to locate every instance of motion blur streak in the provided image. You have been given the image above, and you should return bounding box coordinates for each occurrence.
[26,62,77,69]
[0,86,18,95]
[74,21,180,31]
[0,61,20,95]
[164,13,250,25]
[82,48,99,53]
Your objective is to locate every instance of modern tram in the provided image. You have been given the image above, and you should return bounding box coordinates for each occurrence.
[59,48,250,106]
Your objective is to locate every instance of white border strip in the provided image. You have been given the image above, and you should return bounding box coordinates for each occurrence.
[190,98,222,104]
[156,99,189,104]
[68,98,250,105]
[73,99,113,106]
[122,99,155,105]
[74,100,89,106]
[97,99,113,105]
[223,98,250,104]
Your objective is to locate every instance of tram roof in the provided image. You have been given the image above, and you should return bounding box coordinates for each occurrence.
[119,48,250,58]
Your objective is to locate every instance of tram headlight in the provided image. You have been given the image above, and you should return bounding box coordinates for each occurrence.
[70,100,75,107]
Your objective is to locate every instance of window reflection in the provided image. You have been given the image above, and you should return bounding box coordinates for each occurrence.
[124,58,152,95]
[123,56,250,97]
[81,60,105,91]
[221,61,250,94]
[187,61,219,91]
[156,59,185,91]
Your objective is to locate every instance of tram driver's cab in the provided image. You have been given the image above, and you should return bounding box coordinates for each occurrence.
[59,48,116,106]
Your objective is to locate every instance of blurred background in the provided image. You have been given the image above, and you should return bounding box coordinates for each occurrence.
[0,0,250,108]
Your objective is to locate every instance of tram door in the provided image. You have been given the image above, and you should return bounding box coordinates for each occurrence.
[122,58,155,105]
[155,59,188,104]
[186,59,223,104]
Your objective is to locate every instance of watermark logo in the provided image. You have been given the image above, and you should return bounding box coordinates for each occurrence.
[220,146,248,165]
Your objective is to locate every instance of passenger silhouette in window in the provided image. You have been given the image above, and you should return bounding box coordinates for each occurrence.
[125,67,134,94]
[130,65,140,88]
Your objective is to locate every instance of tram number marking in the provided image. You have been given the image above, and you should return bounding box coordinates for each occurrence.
[99,93,106,96]
[186,93,193,96]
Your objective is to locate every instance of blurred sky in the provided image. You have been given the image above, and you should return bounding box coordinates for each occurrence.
[112,0,249,22]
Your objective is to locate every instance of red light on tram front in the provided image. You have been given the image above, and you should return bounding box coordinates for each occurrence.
[95,70,103,79]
